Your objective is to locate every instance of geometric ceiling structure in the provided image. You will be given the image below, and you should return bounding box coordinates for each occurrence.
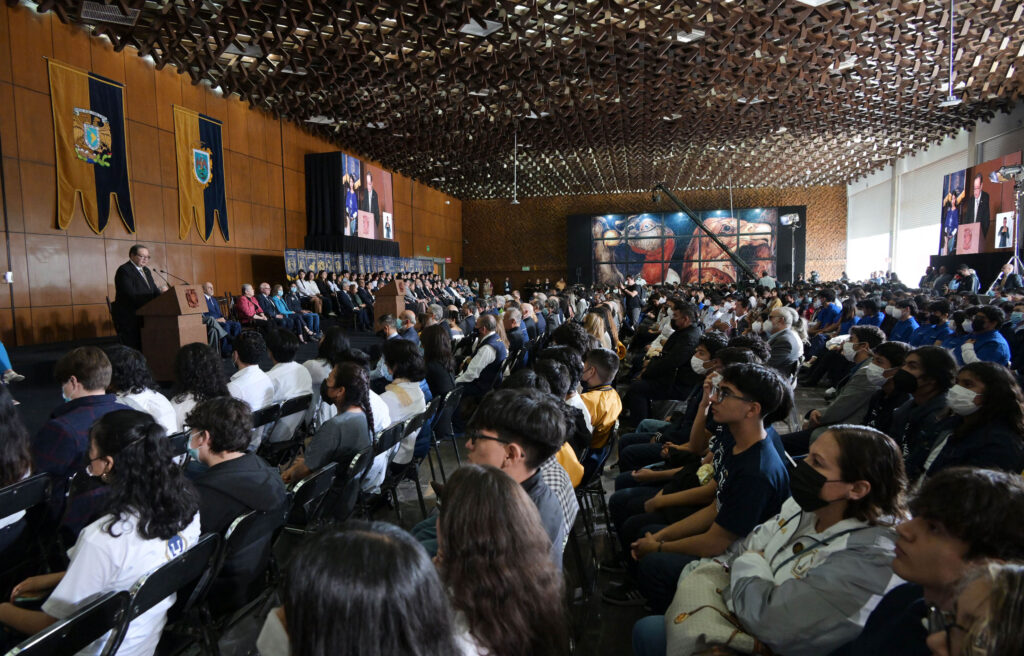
[26,0,1024,199]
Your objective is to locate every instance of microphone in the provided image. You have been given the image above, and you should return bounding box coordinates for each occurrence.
[157,269,191,285]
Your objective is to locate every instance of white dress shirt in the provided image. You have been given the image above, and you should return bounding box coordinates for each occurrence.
[228,365,275,413]
[455,334,498,384]
[266,362,314,442]
[118,389,179,434]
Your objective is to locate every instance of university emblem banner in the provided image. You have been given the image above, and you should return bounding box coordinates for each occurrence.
[173,106,228,241]
[47,59,135,234]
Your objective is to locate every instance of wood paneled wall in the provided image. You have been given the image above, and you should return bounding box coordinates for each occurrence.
[462,185,847,289]
[0,4,461,346]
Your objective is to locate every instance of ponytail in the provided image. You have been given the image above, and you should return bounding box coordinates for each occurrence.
[333,362,375,435]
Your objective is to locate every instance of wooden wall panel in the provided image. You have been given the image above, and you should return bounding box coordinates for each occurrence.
[1,3,460,345]
[462,185,847,287]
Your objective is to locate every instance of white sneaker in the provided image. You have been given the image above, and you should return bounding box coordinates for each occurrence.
[2,370,24,384]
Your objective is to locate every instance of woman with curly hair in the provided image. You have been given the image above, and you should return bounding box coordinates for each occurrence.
[0,385,32,552]
[106,345,178,433]
[0,410,200,655]
[436,464,568,656]
[170,342,230,431]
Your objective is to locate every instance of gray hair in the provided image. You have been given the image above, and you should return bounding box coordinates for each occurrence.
[504,307,522,323]
[429,303,445,321]
[241,283,254,294]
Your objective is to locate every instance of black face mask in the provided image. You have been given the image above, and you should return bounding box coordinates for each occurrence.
[891,369,919,395]
[320,380,331,403]
[928,314,941,324]
[971,318,988,333]
[789,460,833,512]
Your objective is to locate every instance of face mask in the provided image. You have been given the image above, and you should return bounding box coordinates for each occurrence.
[947,384,981,416]
[1012,312,1024,324]
[789,460,836,513]
[813,300,821,308]
[855,310,864,318]
[62,391,72,403]
[948,319,957,331]
[892,369,919,395]
[290,286,298,294]
[690,355,708,375]
[187,446,201,462]
[962,319,974,332]
[971,318,987,333]
[842,340,858,362]
[885,305,896,316]
[276,290,284,297]
[751,320,762,333]
[864,362,888,386]
[85,457,105,479]
[383,367,394,382]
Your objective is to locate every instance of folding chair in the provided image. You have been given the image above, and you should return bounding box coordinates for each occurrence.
[259,394,313,466]
[283,462,338,534]
[1,590,129,656]
[427,387,463,482]
[105,533,222,656]
[0,474,53,597]
[379,413,433,521]
[574,422,619,557]
[325,447,373,523]
[166,431,190,458]
[251,403,282,432]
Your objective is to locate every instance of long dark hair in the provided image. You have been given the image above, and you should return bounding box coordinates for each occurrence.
[827,425,908,524]
[0,385,31,487]
[172,343,228,403]
[956,362,1024,439]
[282,522,460,656]
[438,465,568,656]
[106,345,158,394]
[91,410,199,540]
[318,326,351,366]
[420,323,455,374]
[331,362,374,434]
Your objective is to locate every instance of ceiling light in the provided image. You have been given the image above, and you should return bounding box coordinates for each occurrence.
[366,121,387,129]
[938,96,963,107]
[675,29,705,43]
[795,0,837,6]
[523,111,550,119]
[304,115,336,125]
[468,89,492,97]
[459,18,502,38]
[279,66,307,75]
[832,55,857,72]
[736,97,764,104]
[662,113,682,121]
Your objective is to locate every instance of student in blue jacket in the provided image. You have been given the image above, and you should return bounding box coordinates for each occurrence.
[889,299,920,344]
[908,300,952,347]
[954,305,1011,366]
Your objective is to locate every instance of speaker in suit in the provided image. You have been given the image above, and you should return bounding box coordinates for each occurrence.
[962,177,991,239]
[112,255,162,349]
[361,183,381,232]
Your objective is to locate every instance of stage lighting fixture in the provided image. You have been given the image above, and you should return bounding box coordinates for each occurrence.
[990,165,1024,183]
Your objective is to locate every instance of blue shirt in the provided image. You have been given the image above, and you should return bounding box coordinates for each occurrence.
[815,302,841,328]
[889,317,920,344]
[710,426,790,538]
[954,329,1011,366]
[858,312,884,328]
[908,322,951,347]
[838,316,859,335]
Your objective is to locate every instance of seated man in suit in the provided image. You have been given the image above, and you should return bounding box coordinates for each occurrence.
[256,282,303,338]
[112,244,166,349]
[203,281,241,356]
[503,307,529,367]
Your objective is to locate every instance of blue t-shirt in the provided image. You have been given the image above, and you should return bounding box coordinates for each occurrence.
[838,316,859,335]
[709,426,791,538]
[816,302,841,328]
[889,317,920,344]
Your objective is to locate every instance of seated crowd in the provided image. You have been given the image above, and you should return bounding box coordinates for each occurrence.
[2,265,1024,656]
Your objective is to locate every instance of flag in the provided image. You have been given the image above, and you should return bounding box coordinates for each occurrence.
[173,106,228,241]
[48,59,135,234]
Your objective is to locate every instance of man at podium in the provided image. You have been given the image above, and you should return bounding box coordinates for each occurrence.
[112,244,167,349]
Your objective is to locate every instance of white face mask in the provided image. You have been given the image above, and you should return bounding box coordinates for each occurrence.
[842,340,858,362]
[947,384,981,416]
[885,305,897,317]
[961,319,973,332]
[813,300,822,308]
[864,362,888,386]
[690,355,708,375]
[948,319,957,331]
[855,310,864,318]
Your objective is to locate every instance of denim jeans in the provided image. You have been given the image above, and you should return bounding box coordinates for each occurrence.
[632,615,667,656]
[637,551,697,613]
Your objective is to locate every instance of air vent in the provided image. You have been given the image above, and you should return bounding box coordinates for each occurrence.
[80,1,140,26]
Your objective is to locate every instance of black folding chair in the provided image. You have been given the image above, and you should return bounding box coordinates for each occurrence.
[378,414,432,521]
[105,533,221,656]
[251,403,282,431]
[1,590,129,656]
[0,474,54,590]
[258,394,313,466]
[166,431,190,458]
[575,422,619,558]
[427,387,463,482]
[284,462,338,534]
[325,447,373,523]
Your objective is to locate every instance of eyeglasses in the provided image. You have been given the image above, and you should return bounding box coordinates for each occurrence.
[710,385,755,403]
[466,431,511,446]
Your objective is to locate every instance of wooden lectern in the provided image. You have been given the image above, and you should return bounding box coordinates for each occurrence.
[374,280,406,323]
[137,285,207,381]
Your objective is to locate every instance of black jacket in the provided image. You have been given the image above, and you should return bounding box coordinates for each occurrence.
[113,261,160,314]
[644,324,702,387]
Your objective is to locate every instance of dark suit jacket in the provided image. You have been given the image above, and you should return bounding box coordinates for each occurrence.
[204,295,224,319]
[361,189,381,228]
[644,324,702,387]
[256,294,279,316]
[113,261,160,314]
[962,190,991,238]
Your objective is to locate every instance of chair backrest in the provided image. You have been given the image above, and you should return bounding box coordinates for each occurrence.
[434,387,463,439]
[323,446,373,523]
[0,473,52,520]
[166,430,190,458]
[372,421,407,457]
[252,403,282,429]
[279,393,313,419]
[105,533,221,655]
[3,590,129,656]
[287,462,338,525]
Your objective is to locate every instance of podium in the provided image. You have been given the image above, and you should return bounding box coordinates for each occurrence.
[374,280,406,323]
[137,285,208,381]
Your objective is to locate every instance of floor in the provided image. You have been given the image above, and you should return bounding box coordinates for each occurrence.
[3,334,823,656]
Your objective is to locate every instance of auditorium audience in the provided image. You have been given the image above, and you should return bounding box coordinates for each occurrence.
[264,328,313,444]
[422,323,456,400]
[235,283,270,331]
[271,284,315,343]
[379,338,428,467]
[925,562,1024,656]
[0,410,200,655]
[105,345,178,434]
[169,342,230,431]
[301,326,350,424]
[435,465,569,656]
[202,281,241,356]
